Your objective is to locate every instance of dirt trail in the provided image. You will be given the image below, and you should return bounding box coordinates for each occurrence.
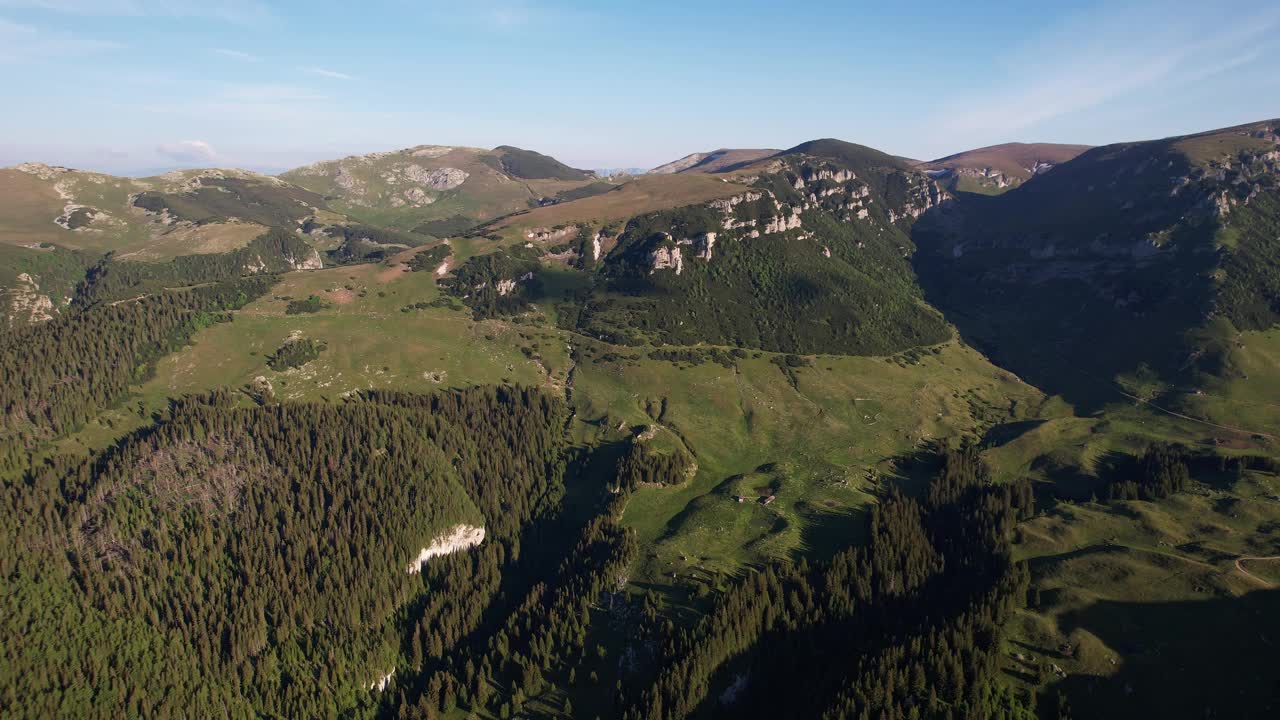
[1234,556,1280,587]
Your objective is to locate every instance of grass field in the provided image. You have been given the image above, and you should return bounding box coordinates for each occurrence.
[490,174,752,243]
[53,260,570,455]
[571,339,1046,587]
[1005,466,1280,718]
[0,168,287,260]
[1182,327,1280,438]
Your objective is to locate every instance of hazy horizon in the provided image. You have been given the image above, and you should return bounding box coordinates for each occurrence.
[2,0,1278,175]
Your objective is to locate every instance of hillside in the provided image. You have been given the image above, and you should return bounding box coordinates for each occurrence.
[0,164,350,327]
[913,119,1280,415]
[0,163,326,258]
[648,148,778,175]
[280,144,604,235]
[3,118,1280,720]
[920,142,1091,194]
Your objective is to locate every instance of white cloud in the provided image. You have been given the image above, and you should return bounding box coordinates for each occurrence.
[302,66,353,80]
[156,139,217,163]
[213,47,257,61]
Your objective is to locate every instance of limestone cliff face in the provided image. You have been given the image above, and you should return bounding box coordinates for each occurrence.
[286,247,324,271]
[3,273,57,327]
[404,165,468,190]
[693,232,717,261]
[524,226,578,244]
[649,242,684,275]
[405,524,485,574]
[888,178,950,223]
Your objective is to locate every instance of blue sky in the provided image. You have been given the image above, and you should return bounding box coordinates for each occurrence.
[0,0,1277,174]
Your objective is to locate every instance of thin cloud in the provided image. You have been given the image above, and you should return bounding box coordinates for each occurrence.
[219,84,329,102]
[156,139,217,163]
[213,48,257,62]
[302,66,353,80]
[0,16,124,62]
[935,4,1280,144]
[0,0,272,25]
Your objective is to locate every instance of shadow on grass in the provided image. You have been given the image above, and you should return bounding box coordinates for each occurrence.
[1044,589,1280,719]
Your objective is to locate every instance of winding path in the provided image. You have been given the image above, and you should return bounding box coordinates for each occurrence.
[1234,556,1280,588]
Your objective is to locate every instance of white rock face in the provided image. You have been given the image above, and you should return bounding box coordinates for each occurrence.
[591,231,604,261]
[14,162,71,180]
[763,210,803,235]
[4,273,56,326]
[693,232,717,260]
[648,152,710,174]
[403,187,435,206]
[496,279,517,296]
[334,165,363,193]
[410,146,454,158]
[435,260,450,276]
[406,524,485,574]
[524,226,577,243]
[369,670,395,692]
[649,245,684,274]
[405,165,468,190]
[287,248,324,271]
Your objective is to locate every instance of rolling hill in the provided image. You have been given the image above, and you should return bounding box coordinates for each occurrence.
[920,142,1092,194]
[913,119,1280,415]
[0,164,350,326]
[647,148,779,175]
[280,144,605,236]
[3,118,1280,720]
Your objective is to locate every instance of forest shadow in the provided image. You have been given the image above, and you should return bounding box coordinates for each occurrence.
[1044,589,1280,719]
[908,141,1219,415]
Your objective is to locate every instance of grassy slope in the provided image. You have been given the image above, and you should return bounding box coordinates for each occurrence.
[573,340,1044,580]
[921,142,1092,180]
[52,260,566,455]
[1005,466,1280,719]
[488,174,752,242]
[0,167,287,258]
[280,146,600,233]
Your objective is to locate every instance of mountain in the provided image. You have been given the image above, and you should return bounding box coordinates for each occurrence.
[455,136,953,356]
[4,118,1280,720]
[913,119,1280,411]
[919,141,1091,194]
[648,148,779,175]
[280,144,604,236]
[593,166,649,178]
[0,163,344,326]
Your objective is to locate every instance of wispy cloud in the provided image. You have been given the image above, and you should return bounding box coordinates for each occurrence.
[156,139,216,163]
[935,3,1280,144]
[213,47,257,62]
[0,0,272,25]
[219,84,329,102]
[0,15,124,62]
[302,66,353,80]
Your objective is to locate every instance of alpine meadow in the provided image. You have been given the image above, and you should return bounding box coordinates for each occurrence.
[1,2,1279,719]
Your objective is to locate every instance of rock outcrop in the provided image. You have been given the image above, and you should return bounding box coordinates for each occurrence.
[649,244,684,275]
[4,273,57,326]
[286,247,325,271]
[525,226,578,244]
[693,232,717,260]
[405,165,468,190]
[369,670,395,692]
[406,524,485,574]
